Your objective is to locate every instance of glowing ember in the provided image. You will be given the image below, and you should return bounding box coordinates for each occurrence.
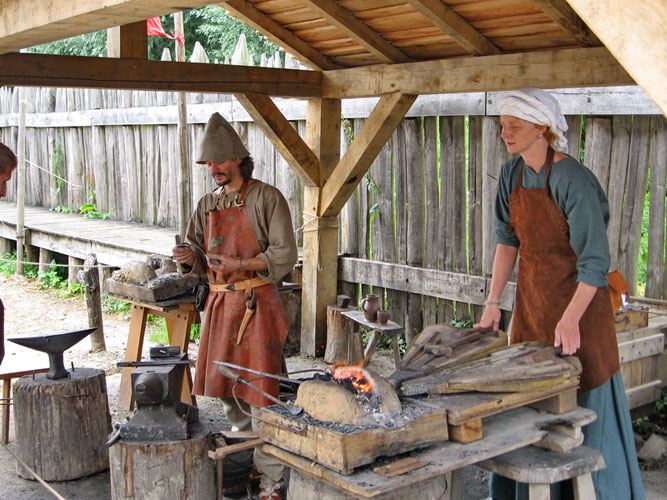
[332,365,375,394]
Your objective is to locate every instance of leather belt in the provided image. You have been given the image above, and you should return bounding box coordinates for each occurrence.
[209,277,267,292]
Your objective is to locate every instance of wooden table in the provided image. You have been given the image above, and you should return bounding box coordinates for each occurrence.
[341,310,403,367]
[262,405,597,499]
[113,294,199,410]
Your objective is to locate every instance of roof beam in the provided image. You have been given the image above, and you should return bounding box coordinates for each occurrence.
[406,0,501,56]
[234,92,321,186]
[322,47,634,98]
[530,0,600,46]
[0,0,212,55]
[565,0,666,116]
[0,52,322,97]
[217,1,340,71]
[299,0,411,63]
[319,92,417,217]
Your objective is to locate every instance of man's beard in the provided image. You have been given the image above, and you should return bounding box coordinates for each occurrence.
[213,173,230,186]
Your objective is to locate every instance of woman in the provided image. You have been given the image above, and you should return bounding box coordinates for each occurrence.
[476,89,645,499]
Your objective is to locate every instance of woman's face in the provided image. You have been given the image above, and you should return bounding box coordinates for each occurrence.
[500,116,546,155]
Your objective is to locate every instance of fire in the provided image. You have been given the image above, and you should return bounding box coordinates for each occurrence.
[331,365,375,394]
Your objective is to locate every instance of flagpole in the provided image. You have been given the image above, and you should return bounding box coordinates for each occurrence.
[174,12,191,241]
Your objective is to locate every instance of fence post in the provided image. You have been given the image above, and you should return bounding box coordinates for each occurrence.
[77,254,106,352]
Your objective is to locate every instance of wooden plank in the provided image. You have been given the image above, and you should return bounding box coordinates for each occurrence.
[300,0,411,63]
[320,92,417,217]
[564,0,667,114]
[530,0,600,46]
[448,418,482,443]
[583,117,612,191]
[338,256,516,308]
[606,115,631,267]
[0,52,322,98]
[625,380,663,410]
[406,0,501,56]
[617,333,664,364]
[422,116,439,325]
[119,21,148,60]
[321,47,634,98]
[646,116,666,299]
[235,92,320,186]
[614,307,649,332]
[220,0,339,70]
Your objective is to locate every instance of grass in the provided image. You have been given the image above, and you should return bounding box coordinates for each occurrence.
[149,319,201,346]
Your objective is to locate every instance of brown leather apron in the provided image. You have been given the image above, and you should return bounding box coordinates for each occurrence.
[193,181,290,407]
[508,149,619,391]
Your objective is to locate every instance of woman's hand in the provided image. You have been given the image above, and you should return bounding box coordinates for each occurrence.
[206,253,239,275]
[474,305,501,330]
[554,312,581,355]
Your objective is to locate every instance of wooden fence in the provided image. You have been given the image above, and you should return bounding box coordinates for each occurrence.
[0,84,664,340]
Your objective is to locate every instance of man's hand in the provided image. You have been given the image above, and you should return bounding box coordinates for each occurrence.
[172,244,195,266]
[206,253,239,275]
[474,305,501,330]
[554,312,581,355]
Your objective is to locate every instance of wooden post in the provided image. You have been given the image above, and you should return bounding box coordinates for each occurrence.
[77,254,106,352]
[16,93,26,275]
[324,305,362,364]
[174,11,191,240]
[38,247,53,273]
[68,256,83,289]
[301,99,341,356]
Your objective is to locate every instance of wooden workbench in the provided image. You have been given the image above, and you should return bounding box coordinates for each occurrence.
[262,405,596,499]
[113,294,199,410]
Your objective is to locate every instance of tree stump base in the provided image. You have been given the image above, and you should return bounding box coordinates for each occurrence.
[109,422,215,500]
[13,367,111,481]
[324,305,363,365]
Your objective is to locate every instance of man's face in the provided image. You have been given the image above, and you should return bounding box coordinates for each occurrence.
[206,159,242,187]
[0,167,15,198]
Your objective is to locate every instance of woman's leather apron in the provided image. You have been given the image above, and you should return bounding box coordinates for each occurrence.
[192,181,290,407]
[508,149,619,391]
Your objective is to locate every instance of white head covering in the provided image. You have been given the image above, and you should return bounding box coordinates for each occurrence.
[498,88,569,153]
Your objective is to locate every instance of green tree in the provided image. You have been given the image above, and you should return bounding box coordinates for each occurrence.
[27,6,280,65]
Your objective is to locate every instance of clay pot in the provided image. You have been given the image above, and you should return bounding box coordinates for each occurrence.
[377,310,390,325]
[361,294,380,322]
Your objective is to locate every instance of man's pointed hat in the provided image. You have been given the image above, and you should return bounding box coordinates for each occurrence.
[196,112,249,164]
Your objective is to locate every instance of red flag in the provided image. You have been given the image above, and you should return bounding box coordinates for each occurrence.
[146,17,185,46]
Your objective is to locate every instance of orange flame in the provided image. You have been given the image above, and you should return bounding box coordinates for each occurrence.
[331,365,375,394]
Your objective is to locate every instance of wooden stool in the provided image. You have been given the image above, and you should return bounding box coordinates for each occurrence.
[0,367,48,443]
[478,445,605,499]
[113,295,199,410]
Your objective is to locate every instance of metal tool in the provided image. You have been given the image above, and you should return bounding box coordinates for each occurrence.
[8,328,96,379]
[236,290,256,344]
[214,360,302,386]
[217,363,303,416]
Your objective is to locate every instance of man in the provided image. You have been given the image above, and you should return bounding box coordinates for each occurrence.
[0,142,17,366]
[173,113,297,500]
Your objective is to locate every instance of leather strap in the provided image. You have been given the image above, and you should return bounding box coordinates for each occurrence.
[209,277,267,292]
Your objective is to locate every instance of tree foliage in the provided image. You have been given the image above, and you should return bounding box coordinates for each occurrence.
[27,6,280,65]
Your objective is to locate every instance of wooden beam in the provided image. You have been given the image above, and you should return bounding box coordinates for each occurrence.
[406,0,501,56]
[119,21,148,59]
[530,0,600,46]
[0,0,212,54]
[0,52,322,97]
[319,92,417,217]
[300,99,341,357]
[299,0,411,63]
[338,257,516,309]
[565,0,667,116]
[321,47,633,98]
[234,92,320,186]
[218,0,339,71]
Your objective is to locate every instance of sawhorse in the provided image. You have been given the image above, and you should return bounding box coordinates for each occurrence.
[114,295,199,410]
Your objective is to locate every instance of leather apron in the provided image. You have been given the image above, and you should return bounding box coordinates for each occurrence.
[192,182,290,407]
[508,149,619,391]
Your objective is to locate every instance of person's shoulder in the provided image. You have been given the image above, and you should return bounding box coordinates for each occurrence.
[500,156,523,174]
[551,156,600,185]
[247,180,286,200]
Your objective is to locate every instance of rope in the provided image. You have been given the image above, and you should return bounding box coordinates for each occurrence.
[295,212,339,272]
[0,256,118,270]
[24,159,83,190]
[0,440,69,500]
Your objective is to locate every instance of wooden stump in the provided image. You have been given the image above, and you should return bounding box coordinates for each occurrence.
[13,367,111,481]
[287,469,448,499]
[109,422,215,500]
[324,305,363,364]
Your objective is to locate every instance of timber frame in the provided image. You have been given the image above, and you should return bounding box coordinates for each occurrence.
[0,0,664,355]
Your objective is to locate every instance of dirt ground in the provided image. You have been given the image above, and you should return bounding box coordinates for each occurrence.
[0,274,664,499]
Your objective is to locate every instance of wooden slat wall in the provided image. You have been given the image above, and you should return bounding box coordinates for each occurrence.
[0,85,665,341]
